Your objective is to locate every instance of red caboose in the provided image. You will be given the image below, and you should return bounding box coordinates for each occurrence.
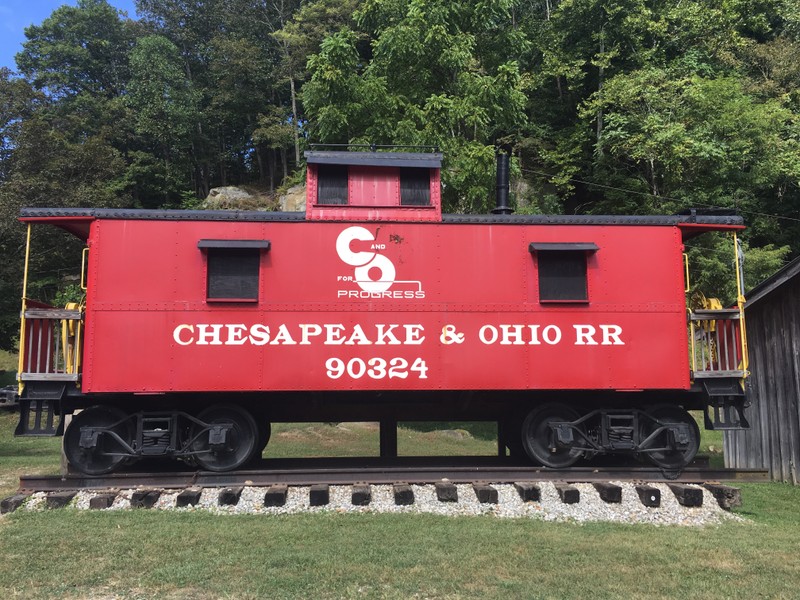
[15,149,750,474]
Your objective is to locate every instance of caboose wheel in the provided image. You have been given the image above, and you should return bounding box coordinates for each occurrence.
[189,404,258,472]
[249,421,272,463]
[63,406,134,475]
[521,404,583,468]
[639,405,700,469]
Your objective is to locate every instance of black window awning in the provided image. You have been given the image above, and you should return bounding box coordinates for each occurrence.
[529,242,599,253]
[198,239,271,250]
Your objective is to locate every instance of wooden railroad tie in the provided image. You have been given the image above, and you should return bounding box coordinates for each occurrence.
[263,484,288,507]
[309,484,330,506]
[45,491,76,510]
[351,483,371,506]
[131,490,161,509]
[218,487,244,506]
[554,483,580,504]
[703,484,742,510]
[514,482,541,502]
[634,485,661,508]
[667,483,704,507]
[176,487,202,508]
[89,493,118,510]
[1,493,31,514]
[434,481,458,502]
[592,482,622,503]
[393,483,414,506]
[472,483,498,504]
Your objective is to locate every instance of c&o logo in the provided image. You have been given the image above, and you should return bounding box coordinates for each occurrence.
[335,226,424,299]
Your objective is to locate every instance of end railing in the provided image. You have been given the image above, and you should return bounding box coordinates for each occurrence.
[19,303,82,382]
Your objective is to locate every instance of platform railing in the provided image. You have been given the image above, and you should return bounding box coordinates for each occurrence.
[689,309,747,379]
[19,304,83,382]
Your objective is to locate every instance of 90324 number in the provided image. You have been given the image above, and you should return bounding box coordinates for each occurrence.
[325,357,429,380]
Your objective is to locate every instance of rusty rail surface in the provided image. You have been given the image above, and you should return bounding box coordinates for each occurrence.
[17,457,769,492]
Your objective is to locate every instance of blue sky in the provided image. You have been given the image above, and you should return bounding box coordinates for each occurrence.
[0,0,137,71]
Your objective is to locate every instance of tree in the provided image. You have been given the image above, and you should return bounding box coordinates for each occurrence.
[16,0,136,99]
[303,0,528,211]
[127,35,200,205]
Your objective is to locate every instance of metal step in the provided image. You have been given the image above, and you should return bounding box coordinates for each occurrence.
[704,396,749,430]
[14,398,64,436]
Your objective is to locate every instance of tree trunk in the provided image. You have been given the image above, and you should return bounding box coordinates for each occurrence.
[290,77,301,165]
[268,148,275,192]
[596,32,604,158]
[256,145,265,183]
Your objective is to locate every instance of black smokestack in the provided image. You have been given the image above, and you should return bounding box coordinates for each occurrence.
[492,151,512,214]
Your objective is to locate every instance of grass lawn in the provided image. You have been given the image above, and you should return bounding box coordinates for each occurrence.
[1,485,799,599]
[2,408,799,599]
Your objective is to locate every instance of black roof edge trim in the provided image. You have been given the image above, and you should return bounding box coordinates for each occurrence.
[529,242,599,252]
[198,239,271,250]
[442,214,744,226]
[20,207,306,222]
[19,208,745,227]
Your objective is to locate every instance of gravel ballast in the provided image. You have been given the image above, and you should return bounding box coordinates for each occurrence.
[12,481,744,526]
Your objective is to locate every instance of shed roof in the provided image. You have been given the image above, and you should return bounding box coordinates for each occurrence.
[745,254,800,308]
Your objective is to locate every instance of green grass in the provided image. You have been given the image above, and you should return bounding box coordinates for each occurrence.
[0,412,61,498]
[1,484,799,599]
[0,350,17,372]
[2,410,800,599]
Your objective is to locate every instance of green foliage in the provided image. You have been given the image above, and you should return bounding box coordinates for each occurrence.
[15,0,135,98]
[687,234,790,304]
[303,0,529,211]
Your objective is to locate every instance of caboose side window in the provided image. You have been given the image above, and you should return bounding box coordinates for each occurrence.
[198,240,270,302]
[317,164,349,205]
[400,167,431,206]
[529,243,598,303]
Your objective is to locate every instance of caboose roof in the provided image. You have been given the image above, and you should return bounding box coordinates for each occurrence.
[19,207,744,241]
[304,150,442,169]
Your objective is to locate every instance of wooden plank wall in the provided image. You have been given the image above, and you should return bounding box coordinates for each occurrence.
[724,277,800,484]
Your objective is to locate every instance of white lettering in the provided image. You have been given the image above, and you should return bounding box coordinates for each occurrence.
[196,324,223,345]
[225,324,248,345]
[479,325,499,345]
[542,325,561,345]
[249,324,270,346]
[527,324,541,345]
[299,323,322,345]
[500,324,526,345]
[375,324,402,345]
[574,324,598,345]
[345,324,372,345]
[324,324,346,345]
[269,324,297,345]
[601,324,625,345]
[403,324,425,345]
[173,324,194,346]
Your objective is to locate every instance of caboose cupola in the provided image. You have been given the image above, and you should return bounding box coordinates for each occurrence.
[305,146,442,222]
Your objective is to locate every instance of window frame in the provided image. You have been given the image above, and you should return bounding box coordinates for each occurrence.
[198,239,271,303]
[529,242,598,304]
[316,164,349,205]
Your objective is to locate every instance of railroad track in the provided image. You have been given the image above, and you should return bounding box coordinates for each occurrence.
[17,456,769,492]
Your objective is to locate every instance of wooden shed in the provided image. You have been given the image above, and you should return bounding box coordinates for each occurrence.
[724,255,800,483]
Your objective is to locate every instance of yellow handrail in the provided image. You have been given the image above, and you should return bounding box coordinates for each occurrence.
[732,233,749,376]
[17,224,31,394]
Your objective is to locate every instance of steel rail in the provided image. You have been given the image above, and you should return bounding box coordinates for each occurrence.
[18,459,769,492]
